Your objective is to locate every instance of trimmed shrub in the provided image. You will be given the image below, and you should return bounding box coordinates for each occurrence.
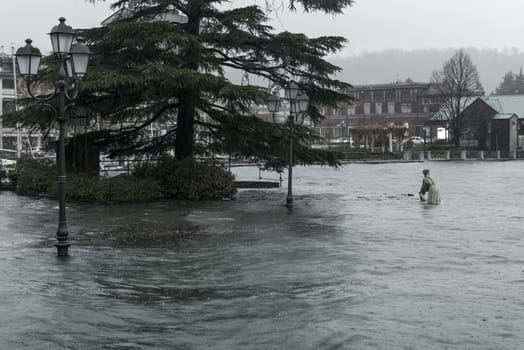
[13,156,234,202]
[107,176,161,202]
[12,157,55,196]
[137,156,235,200]
[66,175,161,202]
[13,158,160,202]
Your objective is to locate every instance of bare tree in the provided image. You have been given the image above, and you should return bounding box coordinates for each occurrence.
[431,49,484,147]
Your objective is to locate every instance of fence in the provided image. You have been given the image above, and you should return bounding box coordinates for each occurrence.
[401,150,524,161]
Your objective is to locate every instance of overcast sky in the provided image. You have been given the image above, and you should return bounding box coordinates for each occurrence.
[2,0,524,56]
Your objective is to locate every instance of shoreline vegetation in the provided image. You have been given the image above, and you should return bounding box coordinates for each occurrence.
[7,157,235,203]
[3,144,524,203]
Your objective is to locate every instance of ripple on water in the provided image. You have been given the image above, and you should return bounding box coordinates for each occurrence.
[3,163,524,348]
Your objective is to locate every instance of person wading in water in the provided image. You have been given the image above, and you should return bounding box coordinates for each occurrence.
[419,169,441,205]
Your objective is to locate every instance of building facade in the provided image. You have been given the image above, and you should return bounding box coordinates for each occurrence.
[314,81,442,142]
[0,53,43,156]
[0,53,18,152]
[457,95,524,151]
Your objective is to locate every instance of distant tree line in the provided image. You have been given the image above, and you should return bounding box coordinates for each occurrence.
[493,68,524,95]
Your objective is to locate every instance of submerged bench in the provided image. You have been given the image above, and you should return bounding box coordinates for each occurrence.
[234,181,280,189]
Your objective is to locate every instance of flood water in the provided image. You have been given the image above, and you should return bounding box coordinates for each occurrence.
[2,160,524,349]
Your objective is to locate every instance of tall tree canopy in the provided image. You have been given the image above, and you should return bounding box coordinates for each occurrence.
[31,0,353,168]
[431,49,484,147]
[494,68,524,95]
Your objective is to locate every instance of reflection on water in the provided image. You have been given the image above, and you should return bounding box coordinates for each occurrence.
[2,161,524,349]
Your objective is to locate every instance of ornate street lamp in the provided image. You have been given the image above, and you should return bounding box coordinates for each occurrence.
[49,17,75,55]
[284,81,299,100]
[266,82,309,207]
[14,39,41,78]
[266,94,281,115]
[16,17,90,257]
[293,94,309,115]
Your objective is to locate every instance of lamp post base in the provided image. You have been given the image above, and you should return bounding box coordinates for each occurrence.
[55,242,70,257]
[285,196,293,207]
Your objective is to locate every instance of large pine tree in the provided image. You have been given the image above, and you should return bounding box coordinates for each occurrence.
[32,1,354,167]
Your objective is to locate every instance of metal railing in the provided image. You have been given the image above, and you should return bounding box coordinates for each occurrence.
[401,149,524,161]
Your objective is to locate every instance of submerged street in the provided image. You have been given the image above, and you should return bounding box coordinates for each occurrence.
[2,161,524,349]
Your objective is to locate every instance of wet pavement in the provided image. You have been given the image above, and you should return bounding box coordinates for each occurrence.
[2,161,524,349]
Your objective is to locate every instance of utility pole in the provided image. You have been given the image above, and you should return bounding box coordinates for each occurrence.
[12,45,20,158]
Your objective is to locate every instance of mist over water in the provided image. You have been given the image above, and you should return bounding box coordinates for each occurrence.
[2,161,524,349]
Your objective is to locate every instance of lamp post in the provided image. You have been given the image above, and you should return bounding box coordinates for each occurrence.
[266,81,309,207]
[16,18,90,257]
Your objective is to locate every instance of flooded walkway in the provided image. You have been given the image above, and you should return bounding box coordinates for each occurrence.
[2,161,524,349]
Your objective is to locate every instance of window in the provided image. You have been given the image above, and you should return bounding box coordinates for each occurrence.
[2,100,16,127]
[400,89,411,100]
[2,79,14,90]
[2,100,15,113]
[348,106,356,115]
[364,103,371,115]
[2,61,12,72]
[387,102,395,114]
[375,102,382,115]
[401,103,411,113]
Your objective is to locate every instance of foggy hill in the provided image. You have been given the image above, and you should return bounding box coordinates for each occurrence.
[329,47,524,94]
[225,47,524,95]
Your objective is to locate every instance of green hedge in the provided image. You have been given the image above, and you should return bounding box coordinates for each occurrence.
[13,156,235,202]
[12,158,160,202]
[12,158,55,195]
[135,156,235,200]
[64,174,161,202]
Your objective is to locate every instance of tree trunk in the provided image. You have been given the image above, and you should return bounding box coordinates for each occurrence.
[175,90,197,159]
[453,129,460,147]
[453,116,461,147]
[174,2,201,160]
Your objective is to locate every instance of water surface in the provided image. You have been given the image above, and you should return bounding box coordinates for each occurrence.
[2,161,524,349]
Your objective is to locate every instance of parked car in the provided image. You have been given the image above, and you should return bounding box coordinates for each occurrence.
[410,136,424,144]
[331,137,353,144]
[403,136,424,145]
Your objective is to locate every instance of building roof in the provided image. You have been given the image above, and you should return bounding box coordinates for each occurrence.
[348,81,431,91]
[430,96,478,121]
[481,95,524,118]
[101,6,187,26]
[492,113,517,120]
[430,94,524,122]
